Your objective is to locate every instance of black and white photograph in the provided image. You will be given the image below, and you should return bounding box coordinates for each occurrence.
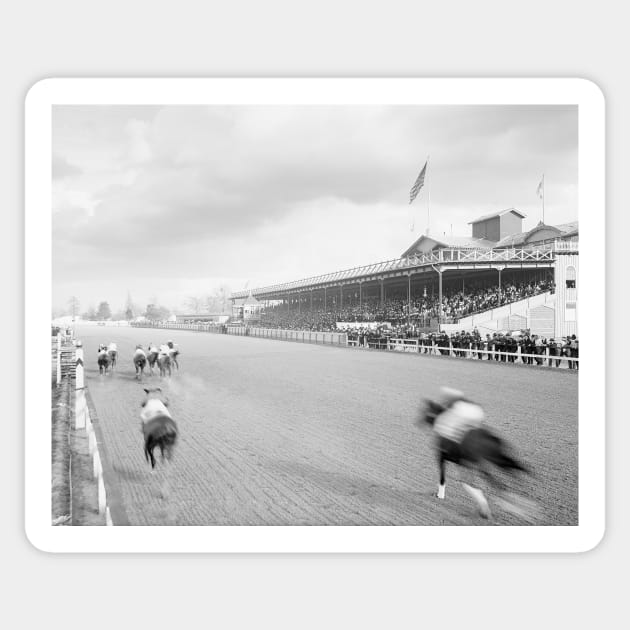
[28,78,603,551]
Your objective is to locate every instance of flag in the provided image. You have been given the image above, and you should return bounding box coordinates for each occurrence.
[409,161,427,204]
[536,176,544,199]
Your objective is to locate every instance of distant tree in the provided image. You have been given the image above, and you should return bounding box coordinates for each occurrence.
[206,285,231,313]
[67,296,80,320]
[96,301,112,320]
[145,303,170,321]
[184,295,206,314]
[82,306,96,321]
[124,291,134,320]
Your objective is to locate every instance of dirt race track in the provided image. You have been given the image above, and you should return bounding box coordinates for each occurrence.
[79,325,578,526]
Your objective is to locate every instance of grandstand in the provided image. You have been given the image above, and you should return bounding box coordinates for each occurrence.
[230,208,579,339]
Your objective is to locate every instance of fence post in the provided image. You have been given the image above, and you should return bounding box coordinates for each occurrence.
[75,342,86,430]
[546,346,551,367]
[56,334,62,386]
[449,341,454,357]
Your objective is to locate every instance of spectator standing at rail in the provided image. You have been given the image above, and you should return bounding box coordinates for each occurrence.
[570,335,579,370]
[562,337,573,369]
[534,336,544,366]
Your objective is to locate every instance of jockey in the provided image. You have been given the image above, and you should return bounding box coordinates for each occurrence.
[159,343,170,356]
[134,344,146,357]
[148,342,158,354]
[433,387,485,445]
[108,342,117,353]
[167,340,179,355]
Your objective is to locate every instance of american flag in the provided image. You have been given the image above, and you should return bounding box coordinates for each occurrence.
[409,161,427,204]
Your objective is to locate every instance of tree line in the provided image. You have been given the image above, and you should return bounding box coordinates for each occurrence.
[54,286,232,322]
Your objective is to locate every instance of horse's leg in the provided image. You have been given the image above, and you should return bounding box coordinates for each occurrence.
[437,452,446,499]
[149,446,156,469]
[460,463,492,519]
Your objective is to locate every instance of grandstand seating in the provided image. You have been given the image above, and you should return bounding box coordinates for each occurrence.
[258,279,554,335]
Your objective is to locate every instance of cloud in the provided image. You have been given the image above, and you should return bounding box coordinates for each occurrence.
[51,104,578,309]
[52,153,82,179]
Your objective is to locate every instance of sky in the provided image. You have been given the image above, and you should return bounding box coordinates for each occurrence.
[52,104,578,314]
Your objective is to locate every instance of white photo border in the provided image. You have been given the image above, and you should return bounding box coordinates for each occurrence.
[26,78,605,553]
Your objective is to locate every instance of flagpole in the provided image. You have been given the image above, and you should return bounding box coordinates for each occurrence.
[426,155,430,235]
[542,174,545,224]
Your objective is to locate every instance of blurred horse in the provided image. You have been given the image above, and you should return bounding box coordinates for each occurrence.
[158,344,171,377]
[167,341,180,371]
[140,387,178,469]
[147,343,159,375]
[107,342,118,370]
[97,346,110,375]
[417,390,536,520]
[133,345,147,380]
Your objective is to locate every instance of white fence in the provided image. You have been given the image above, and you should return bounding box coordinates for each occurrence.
[74,342,113,526]
[131,321,348,346]
[367,337,579,368]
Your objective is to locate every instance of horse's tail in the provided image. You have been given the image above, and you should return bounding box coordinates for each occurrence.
[477,430,529,474]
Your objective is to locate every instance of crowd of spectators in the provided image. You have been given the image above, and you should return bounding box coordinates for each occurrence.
[346,328,579,369]
[258,278,554,333]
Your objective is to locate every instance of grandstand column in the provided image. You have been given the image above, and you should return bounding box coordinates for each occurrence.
[407,273,411,326]
[310,289,313,310]
[298,292,301,314]
[324,287,327,310]
[359,281,362,309]
[432,265,443,328]
[340,284,343,308]
[494,264,506,298]
[380,279,385,306]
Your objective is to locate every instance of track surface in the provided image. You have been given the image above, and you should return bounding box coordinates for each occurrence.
[79,325,578,526]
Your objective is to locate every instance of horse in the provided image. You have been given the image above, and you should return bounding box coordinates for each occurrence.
[97,348,110,375]
[140,387,178,469]
[146,344,159,375]
[158,345,171,378]
[417,394,536,520]
[167,341,179,371]
[107,342,118,370]
[133,345,147,380]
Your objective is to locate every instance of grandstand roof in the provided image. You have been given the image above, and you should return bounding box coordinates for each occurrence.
[468,208,527,225]
[400,234,495,258]
[494,220,579,247]
[244,293,261,305]
[555,221,579,235]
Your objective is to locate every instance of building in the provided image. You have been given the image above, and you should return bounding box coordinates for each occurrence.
[231,208,578,338]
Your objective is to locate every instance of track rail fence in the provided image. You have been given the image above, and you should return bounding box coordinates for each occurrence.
[129,321,578,369]
[74,341,114,525]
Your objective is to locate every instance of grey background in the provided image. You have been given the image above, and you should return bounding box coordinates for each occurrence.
[3,1,626,628]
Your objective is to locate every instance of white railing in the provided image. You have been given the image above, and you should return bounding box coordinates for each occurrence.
[354,337,578,368]
[74,342,113,526]
[230,246,558,299]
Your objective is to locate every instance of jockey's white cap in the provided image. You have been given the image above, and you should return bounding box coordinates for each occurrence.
[439,387,464,403]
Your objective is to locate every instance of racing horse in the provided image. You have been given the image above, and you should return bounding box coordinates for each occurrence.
[166,341,179,371]
[107,342,118,370]
[146,344,159,375]
[97,345,110,375]
[140,387,178,469]
[133,345,147,380]
[158,345,171,378]
[417,393,535,520]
